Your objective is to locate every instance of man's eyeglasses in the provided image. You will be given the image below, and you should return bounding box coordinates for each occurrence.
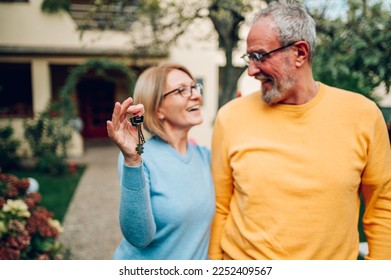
[241,41,298,65]
[163,83,203,98]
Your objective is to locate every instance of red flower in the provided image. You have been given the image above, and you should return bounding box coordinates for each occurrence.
[24,192,42,210]
[3,185,18,198]
[26,207,58,238]
[0,247,20,260]
[6,230,31,251]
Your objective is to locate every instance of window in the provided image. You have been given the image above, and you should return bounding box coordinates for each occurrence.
[0,63,33,117]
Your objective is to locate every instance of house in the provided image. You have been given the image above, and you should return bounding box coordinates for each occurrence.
[0,0,239,158]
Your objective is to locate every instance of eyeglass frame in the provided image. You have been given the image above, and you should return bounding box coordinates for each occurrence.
[163,83,203,98]
[241,41,299,65]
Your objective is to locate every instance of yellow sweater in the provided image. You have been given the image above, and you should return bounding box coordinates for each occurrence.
[209,83,391,260]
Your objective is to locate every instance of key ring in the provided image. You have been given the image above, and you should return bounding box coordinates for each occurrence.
[130,115,146,155]
[130,115,144,126]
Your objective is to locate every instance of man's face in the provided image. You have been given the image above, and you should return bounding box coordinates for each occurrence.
[246,18,297,105]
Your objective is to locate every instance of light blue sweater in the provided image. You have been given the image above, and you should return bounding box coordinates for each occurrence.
[112,136,215,260]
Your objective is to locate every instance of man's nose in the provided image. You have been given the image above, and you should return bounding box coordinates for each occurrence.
[247,60,260,77]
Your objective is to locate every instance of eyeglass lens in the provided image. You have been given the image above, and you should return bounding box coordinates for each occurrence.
[242,41,298,65]
[163,83,203,98]
[181,84,202,97]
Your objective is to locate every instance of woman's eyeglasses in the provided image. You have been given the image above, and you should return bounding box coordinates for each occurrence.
[163,83,203,98]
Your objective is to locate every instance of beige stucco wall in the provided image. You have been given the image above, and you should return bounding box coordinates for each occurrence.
[0,0,133,49]
[31,60,51,113]
[0,0,79,47]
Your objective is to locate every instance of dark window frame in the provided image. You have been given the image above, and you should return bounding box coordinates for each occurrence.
[0,62,33,118]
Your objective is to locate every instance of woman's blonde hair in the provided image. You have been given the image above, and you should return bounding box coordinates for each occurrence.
[133,63,195,142]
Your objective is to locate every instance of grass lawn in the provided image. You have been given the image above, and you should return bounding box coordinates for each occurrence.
[10,166,85,223]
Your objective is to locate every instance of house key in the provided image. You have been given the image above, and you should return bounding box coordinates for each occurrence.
[130,115,145,155]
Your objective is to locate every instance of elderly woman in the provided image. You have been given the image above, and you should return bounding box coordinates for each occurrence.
[107,63,215,260]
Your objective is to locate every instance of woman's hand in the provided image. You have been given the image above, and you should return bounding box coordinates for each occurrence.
[107,97,145,166]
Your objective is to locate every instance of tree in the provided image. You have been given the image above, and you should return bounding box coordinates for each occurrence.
[309,0,391,101]
[208,0,252,107]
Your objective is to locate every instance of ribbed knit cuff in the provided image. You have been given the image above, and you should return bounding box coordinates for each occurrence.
[122,163,146,190]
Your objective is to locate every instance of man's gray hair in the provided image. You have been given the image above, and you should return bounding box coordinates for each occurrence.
[252,1,316,64]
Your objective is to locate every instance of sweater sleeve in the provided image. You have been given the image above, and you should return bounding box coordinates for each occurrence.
[208,114,234,260]
[118,161,156,248]
[361,107,391,259]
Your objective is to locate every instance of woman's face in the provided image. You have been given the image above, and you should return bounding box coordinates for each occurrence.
[157,69,203,132]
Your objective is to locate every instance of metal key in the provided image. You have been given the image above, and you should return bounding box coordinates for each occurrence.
[130,115,145,155]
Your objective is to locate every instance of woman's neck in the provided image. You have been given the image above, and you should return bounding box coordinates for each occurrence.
[165,129,189,156]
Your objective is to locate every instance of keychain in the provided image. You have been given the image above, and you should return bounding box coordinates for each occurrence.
[130,115,145,155]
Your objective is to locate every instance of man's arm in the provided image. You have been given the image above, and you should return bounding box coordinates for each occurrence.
[361,108,391,259]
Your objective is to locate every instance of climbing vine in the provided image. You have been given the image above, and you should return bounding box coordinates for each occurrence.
[58,58,136,122]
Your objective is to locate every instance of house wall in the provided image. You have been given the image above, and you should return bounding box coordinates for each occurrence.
[0,0,79,47]
[0,2,134,158]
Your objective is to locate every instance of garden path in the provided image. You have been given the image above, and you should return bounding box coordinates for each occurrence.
[59,140,122,260]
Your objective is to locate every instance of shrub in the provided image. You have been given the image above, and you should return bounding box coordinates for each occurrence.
[23,105,72,176]
[0,125,20,171]
[0,173,64,260]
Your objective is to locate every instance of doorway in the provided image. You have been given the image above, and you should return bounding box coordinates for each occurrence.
[77,78,115,139]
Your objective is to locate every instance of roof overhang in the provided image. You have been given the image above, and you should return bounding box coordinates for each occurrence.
[0,45,168,59]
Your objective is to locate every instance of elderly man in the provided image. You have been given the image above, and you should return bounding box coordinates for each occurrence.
[208,1,391,260]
